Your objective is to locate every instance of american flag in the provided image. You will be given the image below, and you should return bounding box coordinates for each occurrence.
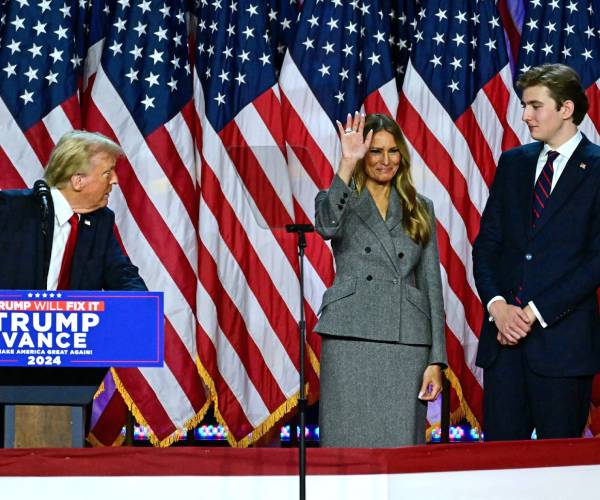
[0,0,86,186]
[3,0,600,445]
[516,0,600,141]
[398,0,529,428]
[1,0,208,446]
[84,0,209,445]
[193,0,314,445]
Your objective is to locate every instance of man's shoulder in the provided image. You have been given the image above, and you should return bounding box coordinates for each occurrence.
[578,136,600,161]
[500,142,541,161]
[85,206,116,226]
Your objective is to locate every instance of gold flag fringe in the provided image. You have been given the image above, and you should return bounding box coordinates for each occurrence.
[110,368,211,447]
[196,355,314,448]
[91,355,478,446]
[87,430,125,447]
[93,380,105,399]
[425,367,481,442]
[307,343,320,377]
[444,367,482,432]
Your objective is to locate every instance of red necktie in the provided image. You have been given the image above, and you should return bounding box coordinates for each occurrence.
[57,214,79,290]
[515,151,560,305]
[532,150,559,226]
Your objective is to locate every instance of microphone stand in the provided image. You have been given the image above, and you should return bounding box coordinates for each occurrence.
[35,181,52,287]
[285,223,314,500]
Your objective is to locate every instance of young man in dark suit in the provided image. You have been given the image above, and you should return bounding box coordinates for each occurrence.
[473,64,600,441]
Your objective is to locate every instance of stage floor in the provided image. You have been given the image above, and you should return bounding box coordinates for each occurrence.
[1,438,599,499]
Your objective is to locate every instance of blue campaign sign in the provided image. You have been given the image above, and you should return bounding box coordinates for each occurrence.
[0,290,164,367]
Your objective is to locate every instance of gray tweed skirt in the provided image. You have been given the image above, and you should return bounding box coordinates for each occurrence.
[319,335,430,448]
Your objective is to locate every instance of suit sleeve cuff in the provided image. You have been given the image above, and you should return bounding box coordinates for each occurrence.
[528,301,547,328]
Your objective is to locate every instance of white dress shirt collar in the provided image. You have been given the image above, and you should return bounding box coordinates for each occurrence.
[50,187,74,226]
[541,130,582,161]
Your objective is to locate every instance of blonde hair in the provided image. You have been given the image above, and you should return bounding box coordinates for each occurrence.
[44,130,122,188]
[353,114,431,245]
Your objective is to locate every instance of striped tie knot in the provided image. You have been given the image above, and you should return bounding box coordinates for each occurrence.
[546,150,559,164]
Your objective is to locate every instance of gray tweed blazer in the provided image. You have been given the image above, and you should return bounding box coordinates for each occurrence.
[314,175,447,366]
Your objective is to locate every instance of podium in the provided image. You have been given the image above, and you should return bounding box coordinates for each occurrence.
[0,367,107,447]
[0,290,164,448]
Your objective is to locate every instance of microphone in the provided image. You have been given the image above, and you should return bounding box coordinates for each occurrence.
[34,179,50,214]
[33,179,51,234]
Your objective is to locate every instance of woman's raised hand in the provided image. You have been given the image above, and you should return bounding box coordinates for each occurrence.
[336,111,373,162]
[335,112,373,185]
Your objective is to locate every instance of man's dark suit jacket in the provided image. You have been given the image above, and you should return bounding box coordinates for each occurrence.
[0,188,146,291]
[473,136,600,377]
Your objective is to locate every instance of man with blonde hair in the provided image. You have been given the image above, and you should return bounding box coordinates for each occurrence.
[0,130,146,291]
[0,132,146,443]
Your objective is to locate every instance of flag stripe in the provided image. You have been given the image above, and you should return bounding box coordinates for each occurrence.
[145,127,197,224]
[498,66,531,145]
[252,87,287,155]
[280,94,335,189]
[195,320,256,438]
[401,64,489,216]
[42,100,78,144]
[90,68,197,272]
[200,165,301,377]
[114,367,178,440]
[436,222,484,337]
[85,101,197,307]
[162,318,206,413]
[197,237,278,421]
[455,109,496,188]
[482,71,522,151]
[399,92,482,244]
[88,388,127,446]
[24,121,54,167]
[497,0,521,66]
[363,86,395,117]
[0,146,27,188]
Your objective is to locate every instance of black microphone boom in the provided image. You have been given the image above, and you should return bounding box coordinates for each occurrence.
[33,179,50,215]
[33,179,51,236]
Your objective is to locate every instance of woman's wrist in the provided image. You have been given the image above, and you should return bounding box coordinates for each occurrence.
[337,159,356,184]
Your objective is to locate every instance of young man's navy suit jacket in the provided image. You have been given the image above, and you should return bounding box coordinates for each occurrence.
[473,136,600,377]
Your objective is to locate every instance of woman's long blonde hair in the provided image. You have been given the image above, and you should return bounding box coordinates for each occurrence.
[352,114,431,245]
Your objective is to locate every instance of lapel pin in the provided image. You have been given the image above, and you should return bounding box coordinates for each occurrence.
[579,163,587,170]
[84,219,91,226]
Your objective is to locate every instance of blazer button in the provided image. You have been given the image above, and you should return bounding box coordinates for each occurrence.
[337,204,343,210]
[365,246,371,253]
[366,275,373,281]
[525,253,533,261]
[398,252,404,259]
[343,192,349,198]
[340,198,346,204]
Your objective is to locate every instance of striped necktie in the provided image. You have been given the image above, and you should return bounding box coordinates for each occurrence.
[515,150,560,305]
[532,150,559,227]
